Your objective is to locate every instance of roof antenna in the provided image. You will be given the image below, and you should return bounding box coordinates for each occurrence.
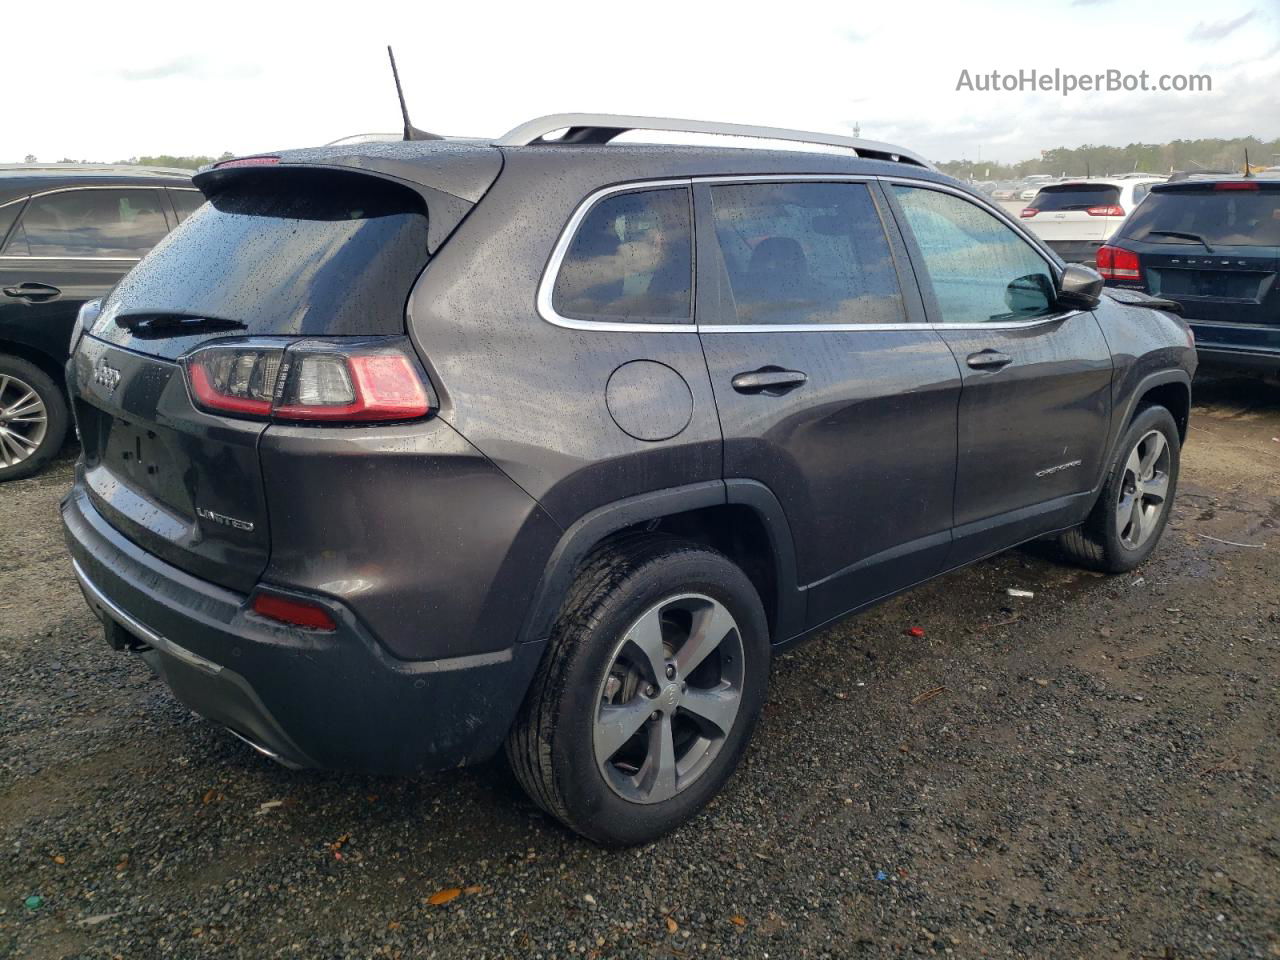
[387,46,442,142]
[1243,147,1254,178]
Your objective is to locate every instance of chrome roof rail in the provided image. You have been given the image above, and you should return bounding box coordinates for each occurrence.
[496,113,934,170]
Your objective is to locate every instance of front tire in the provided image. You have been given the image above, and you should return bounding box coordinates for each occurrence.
[1059,405,1181,573]
[0,355,68,482]
[506,535,770,846]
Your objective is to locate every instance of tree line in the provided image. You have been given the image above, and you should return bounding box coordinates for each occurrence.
[936,136,1279,180]
[20,153,234,169]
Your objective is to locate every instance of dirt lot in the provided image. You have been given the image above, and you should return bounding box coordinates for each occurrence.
[1,376,1278,960]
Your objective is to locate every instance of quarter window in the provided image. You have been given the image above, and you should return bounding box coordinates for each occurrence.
[709,181,905,325]
[1,188,168,258]
[893,186,1056,324]
[553,187,693,323]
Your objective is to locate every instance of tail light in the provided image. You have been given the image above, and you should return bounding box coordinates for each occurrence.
[250,591,337,631]
[1086,205,1126,217]
[1096,245,1141,280]
[184,338,431,422]
[1020,208,1038,218]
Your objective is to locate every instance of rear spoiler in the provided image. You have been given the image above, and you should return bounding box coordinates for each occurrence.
[1105,288,1183,316]
[193,142,504,253]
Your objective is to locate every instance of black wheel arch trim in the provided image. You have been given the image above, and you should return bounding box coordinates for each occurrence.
[517,479,804,649]
[1098,369,1191,494]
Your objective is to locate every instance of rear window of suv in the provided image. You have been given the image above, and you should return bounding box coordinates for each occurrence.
[1120,184,1280,246]
[94,170,430,350]
[1030,184,1121,211]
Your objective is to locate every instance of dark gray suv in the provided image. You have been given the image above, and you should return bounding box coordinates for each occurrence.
[61,115,1196,845]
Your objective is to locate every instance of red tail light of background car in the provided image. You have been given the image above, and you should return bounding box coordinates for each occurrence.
[1095,244,1142,281]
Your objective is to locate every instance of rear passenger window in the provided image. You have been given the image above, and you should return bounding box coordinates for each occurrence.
[553,187,693,323]
[170,189,205,222]
[0,201,22,251]
[708,181,905,325]
[893,186,1056,324]
[2,188,168,258]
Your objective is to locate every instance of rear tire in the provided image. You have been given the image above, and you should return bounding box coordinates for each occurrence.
[506,535,770,846]
[1059,405,1180,573]
[0,355,68,483]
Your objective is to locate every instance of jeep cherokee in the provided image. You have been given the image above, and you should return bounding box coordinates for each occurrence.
[62,115,1196,845]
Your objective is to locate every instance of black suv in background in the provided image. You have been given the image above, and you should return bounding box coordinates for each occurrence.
[0,165,202,479]
[61,116,1196,845]
[1097,175,1279,374]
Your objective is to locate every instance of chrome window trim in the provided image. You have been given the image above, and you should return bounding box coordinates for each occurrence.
[0,184,168,260]
[0,255,142,262]
[538,175,1079,334]
[699,313,1079,334]
[10,184,174,201]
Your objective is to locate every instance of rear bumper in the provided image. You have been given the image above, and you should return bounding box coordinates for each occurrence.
[61,482,544,774]
[1187,321,1280,373]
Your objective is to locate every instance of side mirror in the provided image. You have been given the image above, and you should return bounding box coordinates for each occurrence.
[1057,263,1104,310]
[1005,273,1055,316]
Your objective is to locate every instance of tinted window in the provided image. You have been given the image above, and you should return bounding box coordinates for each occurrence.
[894,186,1056,324]
[709,182,905,325]
[170,189,205,222]
[553,188,692,323]
[2,189,167,257]
[1121,186,1280,246]
[1030,184,1121,211]
[94,170,429,351]
[0,200,22,248]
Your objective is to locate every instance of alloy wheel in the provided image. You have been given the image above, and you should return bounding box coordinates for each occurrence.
[1116,429,1171,550]
[0,374,48,468]
[593,593,745,805]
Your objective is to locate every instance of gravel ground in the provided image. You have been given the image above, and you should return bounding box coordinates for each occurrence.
[2,375,1278,959]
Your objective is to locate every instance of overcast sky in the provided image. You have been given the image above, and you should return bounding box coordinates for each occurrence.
[8,0,1278,165]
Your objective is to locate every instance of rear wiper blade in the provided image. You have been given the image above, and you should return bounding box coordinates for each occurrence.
[115,314,247,339]
[1146,230,1215,253]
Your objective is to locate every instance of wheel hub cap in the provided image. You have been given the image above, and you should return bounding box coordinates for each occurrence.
[0,374,48,468]
[593,593,745,805]
[1116,428,1171,550]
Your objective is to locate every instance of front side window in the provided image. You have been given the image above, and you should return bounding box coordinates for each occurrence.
[553,187,693,323]
[893,186,1057,324]
[1,189,168,258]
[708,181,906,325]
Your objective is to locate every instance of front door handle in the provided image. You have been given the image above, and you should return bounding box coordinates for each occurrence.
[2,282,62,303]
[731,367,808,396]
[966,349,1013,371]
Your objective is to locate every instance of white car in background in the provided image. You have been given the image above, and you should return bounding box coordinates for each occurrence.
[1020,176,1166,264]
[1018,175,1057,201]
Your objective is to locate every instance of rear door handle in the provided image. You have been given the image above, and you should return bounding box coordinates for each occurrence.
[731,367,808,395]
[2,282,61,303]
[966,349,1013,371]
